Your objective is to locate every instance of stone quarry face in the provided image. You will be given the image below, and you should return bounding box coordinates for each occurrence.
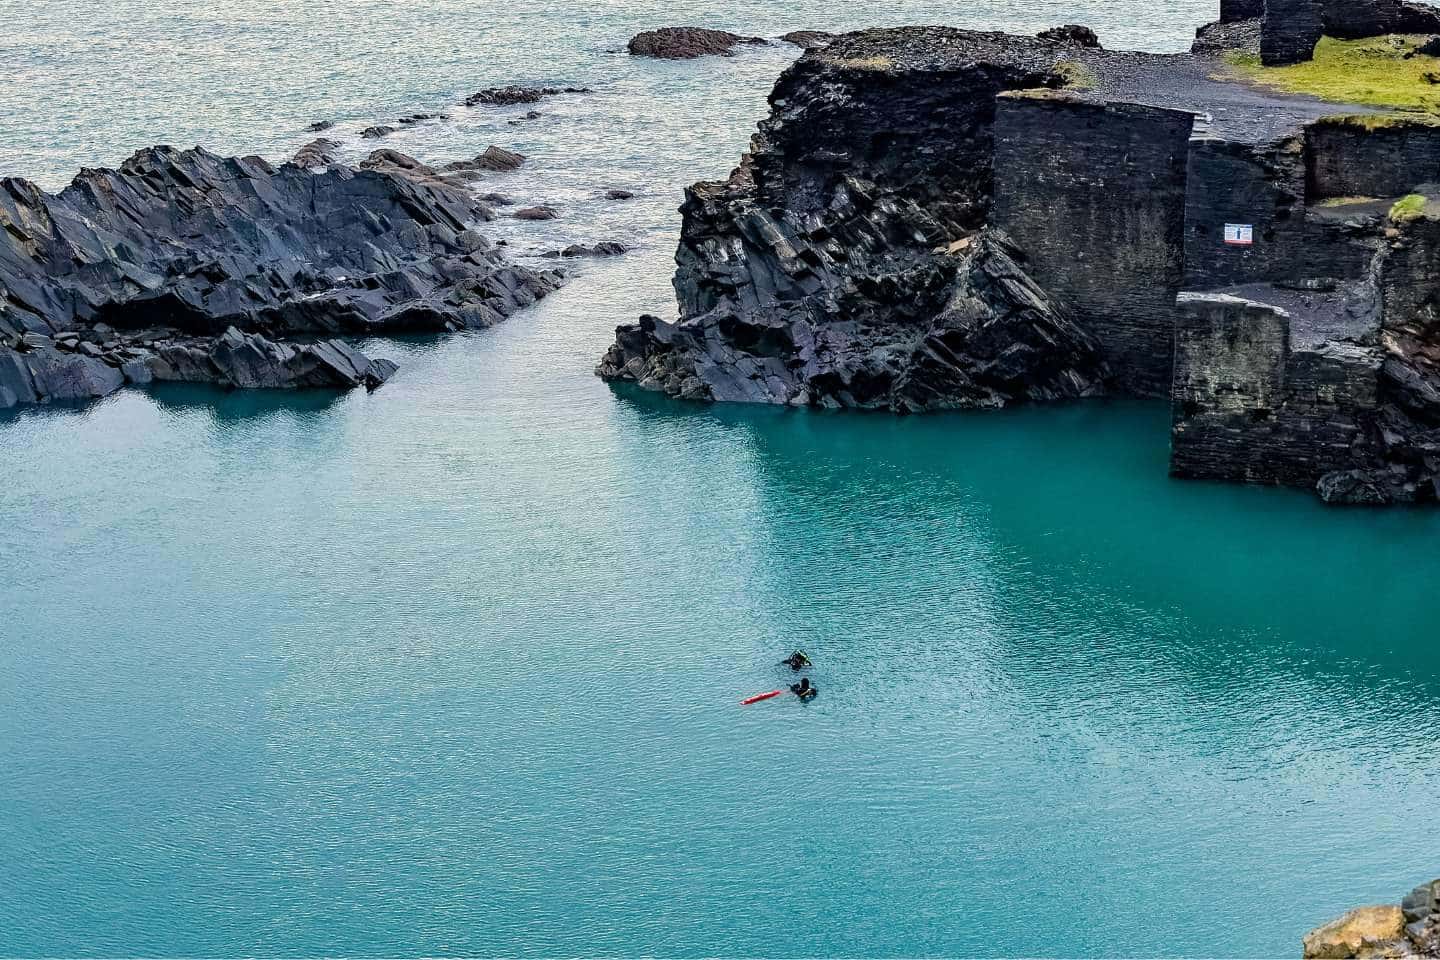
[596,23,1440,505]
[0,145,562,409]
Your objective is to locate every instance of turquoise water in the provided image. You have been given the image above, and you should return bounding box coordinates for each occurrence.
[4,1,1440,956]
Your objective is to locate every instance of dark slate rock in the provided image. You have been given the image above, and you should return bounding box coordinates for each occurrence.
[360,124,397,139]
[0,145,563,409]
[605,189,636,200]
[542,241,628,258]
[291,138,341,169]
[463,85,591,107]
[306,120,335,132]
[627,27,768,59]
[473,146,526,172]
[780,30,835,50]
[1036,24,1102,48]
[513,205,560,221]
[598,231,1108,410]
[1262,0,1323,65]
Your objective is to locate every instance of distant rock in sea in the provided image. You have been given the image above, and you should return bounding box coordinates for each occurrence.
[627,27,768,59]
[463,85,591,107]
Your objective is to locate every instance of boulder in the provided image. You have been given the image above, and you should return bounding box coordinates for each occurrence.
[542,241,628,258]
[473,146,526,172]
[1036,24,1102,47]
[513,205,560,221]
[360,124,396,139]
[1303,906,1407,959]
[605,188,636,200]
[306,120,335,132]
[627,27,768,59]
[780,30,835,50]
[291,137,340,169]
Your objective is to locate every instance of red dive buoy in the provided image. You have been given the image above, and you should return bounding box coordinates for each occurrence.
[740,690,783,706]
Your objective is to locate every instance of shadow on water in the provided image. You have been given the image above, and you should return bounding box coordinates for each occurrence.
[609,384,1440,711]
[145,382,348,422]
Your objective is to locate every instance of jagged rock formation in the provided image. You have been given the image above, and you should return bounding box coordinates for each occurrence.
[627,27,768,59]
[1036,24,1102,47]
[0,145,561,409]
[1303,879,1440,958]
[598,22,1440,503]
[598,230,1107,409]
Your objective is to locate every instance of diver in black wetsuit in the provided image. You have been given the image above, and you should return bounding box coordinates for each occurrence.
[781,650,812,671]
[790,676,818,700]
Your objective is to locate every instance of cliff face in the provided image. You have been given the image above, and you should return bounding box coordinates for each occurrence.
[0,146,560,409]
[598,25,1440,504]
[599,30,1114,411]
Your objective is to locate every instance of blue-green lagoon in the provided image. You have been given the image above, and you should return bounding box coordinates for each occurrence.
[2,0,1439,955]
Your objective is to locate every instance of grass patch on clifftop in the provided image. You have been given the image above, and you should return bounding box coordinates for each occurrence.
[1225,35,1440,112]
[1390,193,1430,222]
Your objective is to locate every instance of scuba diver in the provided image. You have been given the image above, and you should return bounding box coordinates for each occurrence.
[781,650,812,671]
[790,676,818,701]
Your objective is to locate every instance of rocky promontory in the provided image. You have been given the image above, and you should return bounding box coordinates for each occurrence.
[0,145,561,409]
[599,1,1440,504]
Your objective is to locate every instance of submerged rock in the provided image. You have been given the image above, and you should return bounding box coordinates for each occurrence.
[0,145,562,409]
[627,27,768,59]
[360,124,396,139]
[306,120,335,132]
[605,188,636,200]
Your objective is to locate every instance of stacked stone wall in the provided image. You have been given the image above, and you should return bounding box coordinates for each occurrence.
[992,93,1195,397]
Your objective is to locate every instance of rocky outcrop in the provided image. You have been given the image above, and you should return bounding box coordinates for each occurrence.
[543,241,628,258]
[600,30,1124,408]
[1036,25,1102,48]
[598,230,1107,409]
[1303,880,1440,958]
[780,31,835,50]
[599,23,1440,503]
[627,27,767,59]
[463,85,591,107]
[0,145,561,409]
[291,137,341,170]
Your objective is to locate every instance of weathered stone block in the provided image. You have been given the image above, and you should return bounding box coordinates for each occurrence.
[1184,127,1307,289]
[1262,0,1323,65]
[1307,116,1440,201]
[993,92,1195,396]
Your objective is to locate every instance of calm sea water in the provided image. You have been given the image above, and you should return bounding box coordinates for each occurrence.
[3,1,1440,956]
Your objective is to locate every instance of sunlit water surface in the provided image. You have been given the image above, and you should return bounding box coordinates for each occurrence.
[2,1,1439,956]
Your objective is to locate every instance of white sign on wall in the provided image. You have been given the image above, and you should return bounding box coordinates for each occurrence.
[1224,223,1255,246]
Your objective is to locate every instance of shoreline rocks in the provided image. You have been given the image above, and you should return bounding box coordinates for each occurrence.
[1303,880,1439,958]
[627,27,768,59]
[0,144,562,411]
